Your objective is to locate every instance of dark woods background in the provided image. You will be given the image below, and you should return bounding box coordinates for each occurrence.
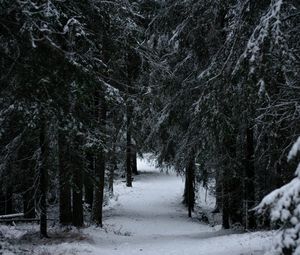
[0,0,299,236]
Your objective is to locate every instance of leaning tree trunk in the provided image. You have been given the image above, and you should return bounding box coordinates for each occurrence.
[39,115,48,237]
[58,130,72,225]
[92,95,107,227]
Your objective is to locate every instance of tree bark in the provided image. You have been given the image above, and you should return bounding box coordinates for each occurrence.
[39,116,48,237]
[183,172,188,206]
[131,144,138,175]
[0,193,4,215]
[92,12,109,226]
[126,105,133,187]
[222,171,230,229]
[23,181,35,219]
[92,96,106,227]
[186,158,195,217]
[212,169,222,213]
[108,146,116,196]
[58,130,72,225]
[84,154,94,207]
[5,186,13,215]
[244,127,256,229]
[72,159,83,227]
[22,155,36,219]
[23,191,35,219]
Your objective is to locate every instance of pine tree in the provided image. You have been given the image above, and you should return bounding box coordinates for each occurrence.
[256,137,300,255]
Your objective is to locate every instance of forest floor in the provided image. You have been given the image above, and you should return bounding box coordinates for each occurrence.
[0,156,274,255]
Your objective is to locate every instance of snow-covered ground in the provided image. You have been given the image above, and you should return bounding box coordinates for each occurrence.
[0,156,274,255]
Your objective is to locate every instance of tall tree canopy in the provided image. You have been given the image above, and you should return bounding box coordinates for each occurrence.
[0,0,299,247]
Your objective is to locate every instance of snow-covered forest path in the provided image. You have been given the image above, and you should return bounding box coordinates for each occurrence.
[5,156,272,255]
[63,156,272,255]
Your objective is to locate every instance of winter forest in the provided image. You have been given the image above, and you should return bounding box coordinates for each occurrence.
[0,0,299,254]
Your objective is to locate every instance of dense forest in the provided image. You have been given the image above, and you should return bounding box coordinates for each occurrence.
[0,0,300,254]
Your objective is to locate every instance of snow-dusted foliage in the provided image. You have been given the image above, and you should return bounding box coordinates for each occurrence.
[140,0,300,230]
[0,0,145,231]
[0,0,299,242]
[256,137,300,255]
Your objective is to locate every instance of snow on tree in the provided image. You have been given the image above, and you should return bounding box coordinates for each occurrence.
[256,137,300,255]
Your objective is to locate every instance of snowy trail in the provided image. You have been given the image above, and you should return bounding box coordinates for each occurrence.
[103,159,212,238]
[70,157,272,255]
[23,156,272,255]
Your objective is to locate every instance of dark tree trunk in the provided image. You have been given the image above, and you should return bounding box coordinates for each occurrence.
[222,201,230,229]
[229,177,243,225]
[131,144,138,175]
[183,173,188,206]
[5,187,13,215]
[39,117,48,238]
[222,134,244,228]
[244,127,256,229]
[23,184,35,219]
[92,96,107,227]
[84,175,94,207]
[0,193,4,215]
[222,171,230,229]
[84,154,94,207]
[125,44,140,186]
[72,162,83,227]
[222,138,231,229]
[92,12,109,226]
[108,146,116,196]
[186,158,195,217]
[213,169,222,213]
[58,130,72,225]
[23,191,35,219]
[22,156,36,219]
[126,105,132,187]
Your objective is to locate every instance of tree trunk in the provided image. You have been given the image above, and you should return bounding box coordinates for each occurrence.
[131,144,138,175]
[229,176,243,225]
[212,169,222,213]
[5,186,13,215]
[186,158,195,217]
[222,173,230,229]
[22,156,35,219]
[23,191,35,219]
[244,127,256,229]
[126,105,132,187]
[92,96,106,227]
[72,161,83,227]
[58,130,72,225]
[221,133,244,228]
[39,116,48,238]
[23,181,35,219]
[108,146,116,197]
[0,193,4,215]
[92,13,109,226]
[84,153,94,207]
[183,173,188,206]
